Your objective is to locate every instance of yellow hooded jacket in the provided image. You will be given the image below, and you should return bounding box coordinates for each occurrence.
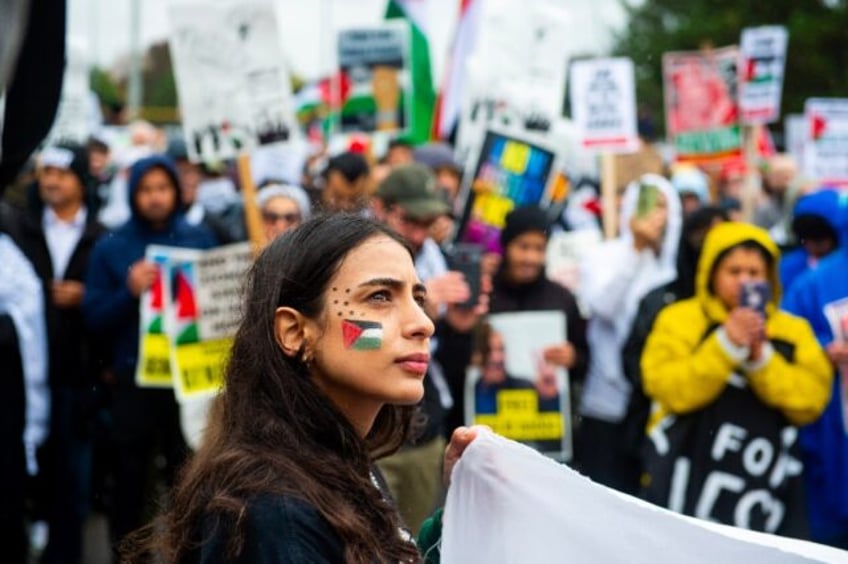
[641,222,832,427]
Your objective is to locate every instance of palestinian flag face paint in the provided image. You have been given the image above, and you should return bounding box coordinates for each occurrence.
[342,319,383,350]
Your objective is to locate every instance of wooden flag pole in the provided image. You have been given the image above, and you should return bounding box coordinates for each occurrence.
[740,124,759,223]
[600,152,618,239]
[237,153,267,253]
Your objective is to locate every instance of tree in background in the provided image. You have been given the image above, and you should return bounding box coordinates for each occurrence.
[613,0,848,140]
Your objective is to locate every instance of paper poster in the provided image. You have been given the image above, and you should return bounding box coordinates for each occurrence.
[803,98,848,187]
[136,249,177,388]
[545,229,603,300]
[784,114,806,172]
[824,297,848,434]
[169,1,299,163]
[569,57,639,154]
[455,0,570,168]
[455,128,566,249]
[663,47,741,164]
[336,22,410,134]
[156,243,252,401]
[738,26,788,125]
[46,37,92,145]
[465,311,572,461]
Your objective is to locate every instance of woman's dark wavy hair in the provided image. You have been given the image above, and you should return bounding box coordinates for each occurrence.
[124,214,422,563]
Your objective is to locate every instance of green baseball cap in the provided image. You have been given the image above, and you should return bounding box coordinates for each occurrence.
[376,163,450,221]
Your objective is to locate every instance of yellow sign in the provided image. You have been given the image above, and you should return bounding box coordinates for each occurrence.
[475,389,564,441]
[173,337,232,399]
[472,192,515,229]
[137,333,174,387]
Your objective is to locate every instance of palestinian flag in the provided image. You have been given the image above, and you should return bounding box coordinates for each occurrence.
[385,0,435,144]
[342,319,383,351]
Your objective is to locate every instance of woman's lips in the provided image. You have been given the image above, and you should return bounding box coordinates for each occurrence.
[396,353,429,375]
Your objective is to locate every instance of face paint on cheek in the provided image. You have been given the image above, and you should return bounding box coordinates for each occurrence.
[341,319,383,350]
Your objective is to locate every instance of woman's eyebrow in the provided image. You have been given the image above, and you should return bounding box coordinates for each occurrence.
[357,278,428,296]
[358,277,404,289]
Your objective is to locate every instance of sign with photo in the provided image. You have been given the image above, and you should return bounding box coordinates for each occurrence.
[169,1,299,163]
[336,22,410,134]
[569,57,639,154]
[663,47,741,164]
[738,26,788,125]
[456,127,566,250]
[465,311,572,460]
[803,98,848,187]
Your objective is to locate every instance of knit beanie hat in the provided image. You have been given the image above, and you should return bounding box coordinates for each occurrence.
[500,206,550,249]
[39,144,90,189]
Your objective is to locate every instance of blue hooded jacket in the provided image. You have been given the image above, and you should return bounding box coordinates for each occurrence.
[82,155,216,374]
[782,191,848,545]
[780,189,843,294]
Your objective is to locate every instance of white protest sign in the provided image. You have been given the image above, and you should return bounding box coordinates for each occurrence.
[738,26,788,125]
[169,1,299,163]
[455,0,570,168]
[804,98,848,186]
[569,57,639,154]
[46,37,92,145]
[784,114,806,172]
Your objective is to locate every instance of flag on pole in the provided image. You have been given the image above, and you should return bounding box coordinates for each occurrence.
[385,0,435,144]
[433,0,481,140]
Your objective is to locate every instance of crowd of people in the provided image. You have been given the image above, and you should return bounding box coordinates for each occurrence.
[1,121,847,562]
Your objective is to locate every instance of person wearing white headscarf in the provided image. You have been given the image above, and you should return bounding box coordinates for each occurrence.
[577,173,682,493]
[256,183,312,243]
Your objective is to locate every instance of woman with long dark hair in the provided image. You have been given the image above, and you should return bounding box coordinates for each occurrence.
[126,214,477,563]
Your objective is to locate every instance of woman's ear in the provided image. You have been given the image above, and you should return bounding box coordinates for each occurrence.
[274,307,309,358]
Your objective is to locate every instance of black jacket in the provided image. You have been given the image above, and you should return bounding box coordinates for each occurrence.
[12,197,107,388]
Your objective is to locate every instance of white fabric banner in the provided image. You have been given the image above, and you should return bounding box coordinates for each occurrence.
[442,430,847,563]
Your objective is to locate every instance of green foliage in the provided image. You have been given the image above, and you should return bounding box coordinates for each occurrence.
[90,66,123,107]
[613,0,848,137]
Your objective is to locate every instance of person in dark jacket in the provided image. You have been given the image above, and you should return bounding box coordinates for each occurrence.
[12,144,107,564]
[82,154,216,550]
[620,206,727,482]
[488,206,589,457]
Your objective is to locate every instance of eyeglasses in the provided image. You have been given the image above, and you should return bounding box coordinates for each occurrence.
[262,211,301,225]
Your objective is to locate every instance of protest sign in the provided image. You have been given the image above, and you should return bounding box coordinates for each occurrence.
[545,229,603,300]
[569,57,639,154]
[663,47,742,164]
[154,243,252,401]
[455,127,565,248]
[137,243,250,399]
[442,430,847,563]
[738,26,788,125]
[336,22,410,134]
[465,311,571,461]
[168,1,299,163]
[454,0,570,168]
[46,37,92,145]
[803,98,848,187]
[824,297,848,434]
[136,248,176,388]
[784,114,806,171]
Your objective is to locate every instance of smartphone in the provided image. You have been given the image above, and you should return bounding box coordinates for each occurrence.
[635,183,660,219]
[447,243,482,308]
[739,281,770,315]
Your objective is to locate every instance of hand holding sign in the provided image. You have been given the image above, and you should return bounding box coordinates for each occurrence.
[127,260,159,297]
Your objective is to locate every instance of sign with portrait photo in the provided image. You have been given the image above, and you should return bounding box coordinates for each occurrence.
[465,311,572,461]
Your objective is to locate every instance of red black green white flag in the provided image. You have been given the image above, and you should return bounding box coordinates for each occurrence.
[342,319,383,350]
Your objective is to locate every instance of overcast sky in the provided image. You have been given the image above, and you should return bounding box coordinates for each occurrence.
[68,0,627,82]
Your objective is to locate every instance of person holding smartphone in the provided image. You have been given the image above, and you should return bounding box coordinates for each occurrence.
[640,222,832,537]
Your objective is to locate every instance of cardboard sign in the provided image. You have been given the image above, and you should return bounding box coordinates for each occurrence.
[336,22,410,134]
[663,47,741,164]
[169,1,299,163]
[803,98,848,187]
[569,57,639,154]
[465,311,572,461]
[738,26,788,125]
